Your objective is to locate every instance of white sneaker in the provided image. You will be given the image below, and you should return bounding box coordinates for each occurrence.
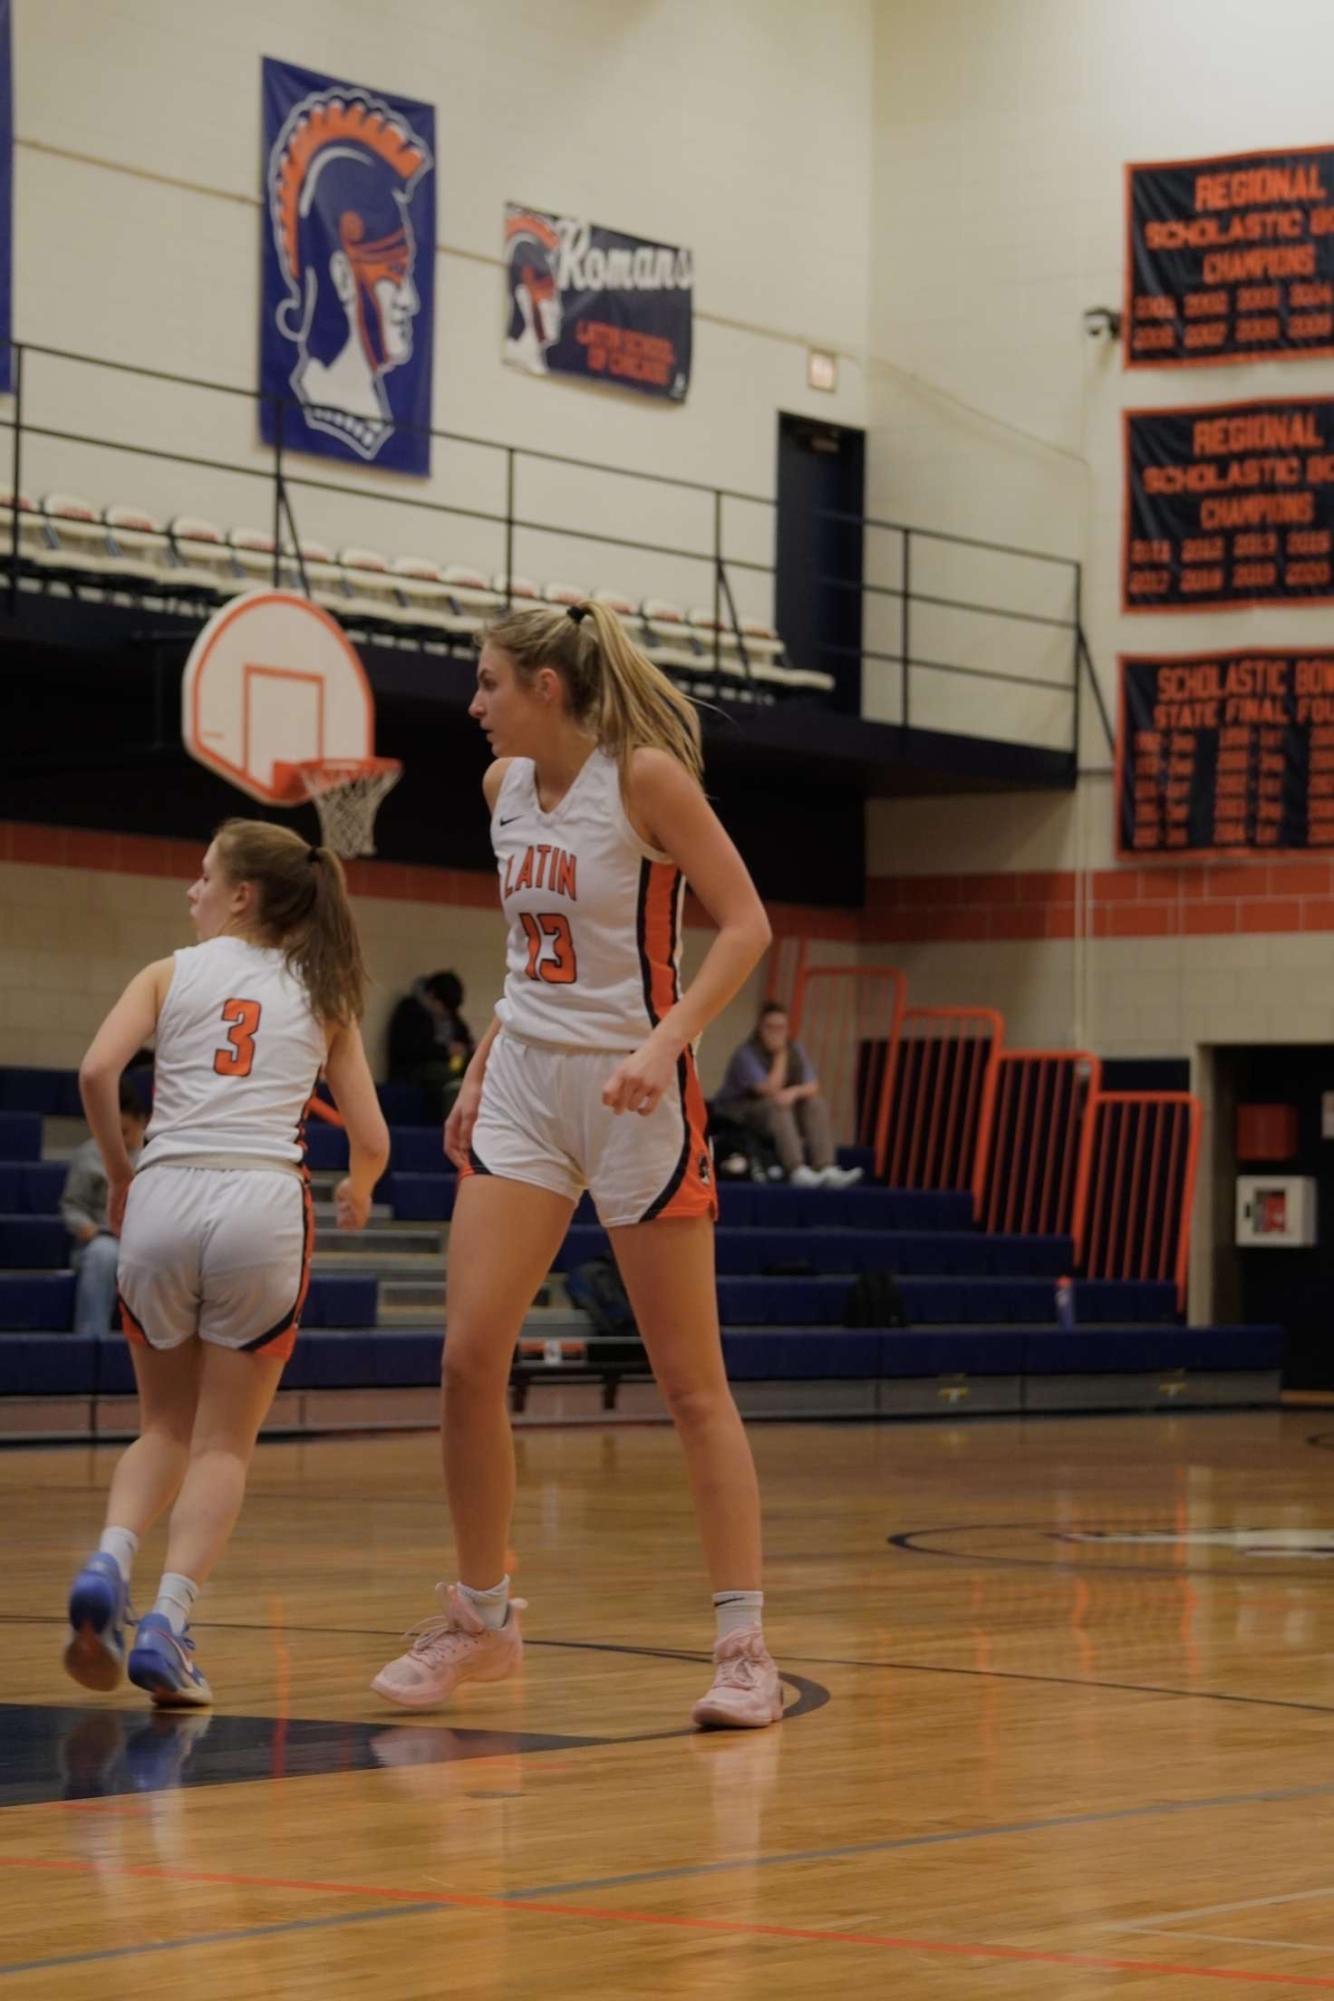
[790,1164,822,1187]
[819,1165,864,1188]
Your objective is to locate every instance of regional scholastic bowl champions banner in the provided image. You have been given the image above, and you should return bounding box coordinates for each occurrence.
[260,58,436,474]
[503,203,692,402]
[1118,650,1334,857]
[1123,396,1334,613]
[1126,145,1334,369]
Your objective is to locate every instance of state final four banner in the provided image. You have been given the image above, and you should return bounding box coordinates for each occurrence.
[1118,650,1334,858]
[503,204,692,402]
[260,59,436,474]
[1126,145,1334,368]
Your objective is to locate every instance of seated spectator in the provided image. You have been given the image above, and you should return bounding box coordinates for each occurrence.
[714,1001,862,1188]
[387,971,475,1119]
[62,1079,147,1334]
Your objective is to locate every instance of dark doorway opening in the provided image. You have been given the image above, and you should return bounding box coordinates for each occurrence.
[775,413,864,716]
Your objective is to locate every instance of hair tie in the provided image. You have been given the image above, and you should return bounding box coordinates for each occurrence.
[307,846,321,864]
[567,603,588,625]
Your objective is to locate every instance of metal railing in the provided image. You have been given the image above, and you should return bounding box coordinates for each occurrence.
[0,340,1091,749]
[815,510,1084,753]
[0,341,775,679]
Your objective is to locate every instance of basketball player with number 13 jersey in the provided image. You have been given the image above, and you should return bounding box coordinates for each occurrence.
[375,598,783,1728]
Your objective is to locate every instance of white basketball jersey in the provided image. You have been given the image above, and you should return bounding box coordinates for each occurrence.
[492,750,684,1052]
[139,936,327,1169]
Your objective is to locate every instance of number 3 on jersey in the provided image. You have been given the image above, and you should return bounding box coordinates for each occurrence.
[214,997,262,1076]
[521,912,578,985]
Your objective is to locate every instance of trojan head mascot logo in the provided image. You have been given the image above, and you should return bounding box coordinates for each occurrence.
[269,89,432,459]
[504,211,563,376]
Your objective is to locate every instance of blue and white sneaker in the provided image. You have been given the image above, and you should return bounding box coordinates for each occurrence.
[127,1614,213,1708]
[64,1552,131,1692]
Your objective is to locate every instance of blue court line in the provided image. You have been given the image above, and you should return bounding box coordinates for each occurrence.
[0,1901,443,1978]
[504,1776,1334,1899]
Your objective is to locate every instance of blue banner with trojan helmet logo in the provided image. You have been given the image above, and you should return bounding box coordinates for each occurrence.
[503,203,692,402]
[260,58,435,474]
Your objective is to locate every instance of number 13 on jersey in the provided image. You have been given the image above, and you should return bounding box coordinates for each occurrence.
[520,912,578,985]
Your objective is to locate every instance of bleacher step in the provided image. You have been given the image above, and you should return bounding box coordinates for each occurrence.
[313,1228,443,1259]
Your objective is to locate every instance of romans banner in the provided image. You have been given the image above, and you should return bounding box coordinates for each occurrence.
[260,58,435,474]
[1117,650,1334,857]
[1123,396,1334,613]
[1126,144,1334,369]
[503,203,691,402]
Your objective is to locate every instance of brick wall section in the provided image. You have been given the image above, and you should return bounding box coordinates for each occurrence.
[12,824,1331,946]
[863,862,1334,943]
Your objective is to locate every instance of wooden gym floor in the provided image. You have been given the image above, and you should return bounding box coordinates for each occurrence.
[5,1411,1334,1997]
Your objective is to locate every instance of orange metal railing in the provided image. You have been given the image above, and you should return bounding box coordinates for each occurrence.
[884,1005,1005,1193]
[765,931,809,1011]
[973,1049,1101,1236]
[1071,1091,1201,1312]
[789,963,908,1178]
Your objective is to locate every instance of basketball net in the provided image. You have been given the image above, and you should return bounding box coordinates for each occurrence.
[274,757,403,858]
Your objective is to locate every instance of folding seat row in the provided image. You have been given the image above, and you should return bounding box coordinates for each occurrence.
[0,493,830,697]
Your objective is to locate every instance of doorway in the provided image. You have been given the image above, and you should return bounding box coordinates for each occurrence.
[775,413,865,716]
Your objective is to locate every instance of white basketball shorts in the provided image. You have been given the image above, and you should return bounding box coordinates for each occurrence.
[464,1031,716,1228]
[117,1163,313,1362]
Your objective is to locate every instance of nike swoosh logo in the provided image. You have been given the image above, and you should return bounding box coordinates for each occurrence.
[499,815,521,826]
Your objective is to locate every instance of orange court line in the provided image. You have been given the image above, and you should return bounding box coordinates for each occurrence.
[2,1855,1332,1989]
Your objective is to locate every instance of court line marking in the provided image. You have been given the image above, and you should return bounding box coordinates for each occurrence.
[0,1903,443,1977]
[8,1774,1334,1906]
[781,1648,1334,1718]
[1104,1887,1334,1930]
[503,1779,1334,1899]
[888,1520,1334,1585]
[3,1858,1334,1989]
[1122,1929,1329,1955]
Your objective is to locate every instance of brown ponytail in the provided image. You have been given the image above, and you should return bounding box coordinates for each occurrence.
[213,819,367,1027]
[483,599,703,786]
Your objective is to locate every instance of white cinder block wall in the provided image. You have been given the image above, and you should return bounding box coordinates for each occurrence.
[12,0,872,620]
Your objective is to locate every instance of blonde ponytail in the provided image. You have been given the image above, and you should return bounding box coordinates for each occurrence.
[483,599,703,786]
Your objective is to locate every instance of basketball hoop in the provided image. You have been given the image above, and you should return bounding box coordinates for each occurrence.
[273,757,403,858]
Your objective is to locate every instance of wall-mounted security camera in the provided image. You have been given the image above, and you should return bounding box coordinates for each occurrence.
[1083,306,1123,340]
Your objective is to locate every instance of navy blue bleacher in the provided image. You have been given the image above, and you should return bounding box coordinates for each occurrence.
[0,1217,68,1268]
[0,1163,68,1213]
[556,1224,1072,1279]
[0,1270,376,1336]
[0,1070,84,1117]
[0,1114,43,1163]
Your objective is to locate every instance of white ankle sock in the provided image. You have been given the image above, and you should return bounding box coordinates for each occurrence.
[714,1589,763,1641]
[458,1576,510,1631]
[98,1526,139,1583]
[152,1572,199,1636]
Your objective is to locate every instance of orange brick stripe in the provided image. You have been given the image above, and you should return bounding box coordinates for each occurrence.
[7,821,1331,944]
[864,859,1334,943]
[0,821,864,940]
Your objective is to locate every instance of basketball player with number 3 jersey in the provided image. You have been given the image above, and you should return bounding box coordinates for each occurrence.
[63,821,388,1707]
[375,600,783,1728]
